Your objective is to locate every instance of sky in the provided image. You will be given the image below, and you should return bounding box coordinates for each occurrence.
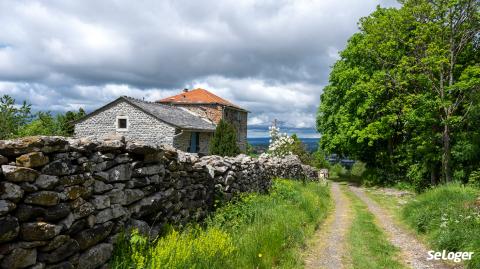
[0,0,398,138]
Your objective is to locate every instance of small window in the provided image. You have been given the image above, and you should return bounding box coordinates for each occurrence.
[116,116,128,131]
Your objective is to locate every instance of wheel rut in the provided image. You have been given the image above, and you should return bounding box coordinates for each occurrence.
[304,182,352,269]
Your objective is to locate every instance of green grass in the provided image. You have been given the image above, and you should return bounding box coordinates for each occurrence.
[402,183,480,268]
[110,179,331,269]
[342,185,406,269]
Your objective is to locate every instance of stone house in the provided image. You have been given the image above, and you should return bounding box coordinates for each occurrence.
[74,89,248,154]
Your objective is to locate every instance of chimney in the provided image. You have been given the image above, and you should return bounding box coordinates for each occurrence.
[183,88,189,93]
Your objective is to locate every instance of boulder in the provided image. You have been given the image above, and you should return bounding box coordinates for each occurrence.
[40,235,71,252]
[38,239,79,264]
[44,203,71,222]
[0,199,16,216]
[0,155,7,165]
[1,165,40,182]
[35,175,59,190]
[106,164,132,182]
[92,180,113,194]
[0,182,24,202]
[77,243,113,269]
[24,191,60,207]
[21,222,62,241]
[41,161,77,176]
[64,186,89,200]
[16,152,49,168]
[73,222,113,250]
[0,215,19,243]
[72,201,95,220]
[132,164,164,177]
[0,247,36,269]
[91,195,110,210]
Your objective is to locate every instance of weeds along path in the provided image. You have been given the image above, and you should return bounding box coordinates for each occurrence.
[304,182,353,269]
[349,185,462,269]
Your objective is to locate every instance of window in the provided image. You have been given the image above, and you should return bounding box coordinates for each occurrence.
[188,132,200,153]
[116,116,128,131]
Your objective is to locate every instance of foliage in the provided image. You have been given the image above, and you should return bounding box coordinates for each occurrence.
[343,186,406,269]
[330,163,348,179]
[209,119,240,156]
[311,148,330,169]
[263,124,294,158]
[0,94,85,139]
[110,179,331,269]
[350,161,367,178]
[402,184,480,268]
[468,169,480,188]
[317,0,480,187]
[0,95,32,139]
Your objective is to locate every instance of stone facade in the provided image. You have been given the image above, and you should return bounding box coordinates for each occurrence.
[173,131,212,155]
[0,136,318,269]
[75,100,177,146]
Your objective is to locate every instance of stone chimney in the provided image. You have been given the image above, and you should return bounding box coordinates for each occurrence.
[183,88,189,93]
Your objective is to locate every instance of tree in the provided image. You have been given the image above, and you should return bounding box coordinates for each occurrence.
[209,120,240,156]
[57,108,86,136]
[317,0,479,188]
[290,134,312,165]
[0,95,32,139]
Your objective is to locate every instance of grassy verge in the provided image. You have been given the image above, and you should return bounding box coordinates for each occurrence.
[342,185,406,269]
[110,179,331,269]
[402,183,480,268]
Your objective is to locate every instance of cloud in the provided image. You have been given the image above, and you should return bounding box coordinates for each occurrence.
[0,0,398,137]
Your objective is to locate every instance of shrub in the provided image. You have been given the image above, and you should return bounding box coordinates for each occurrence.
[209,120,240,156]
[330,163,348,178]
[350,161,366,178]
[402,184,480,268]
[468,169,480,188]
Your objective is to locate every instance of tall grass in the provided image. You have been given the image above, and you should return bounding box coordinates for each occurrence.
[110,179,331,269]
[402,183,480,268]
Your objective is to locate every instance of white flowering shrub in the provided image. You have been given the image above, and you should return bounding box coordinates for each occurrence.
[262,124,294,158]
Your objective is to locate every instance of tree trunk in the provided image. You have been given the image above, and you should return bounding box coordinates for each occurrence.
[430,163,439,186]
[442,123,452,182]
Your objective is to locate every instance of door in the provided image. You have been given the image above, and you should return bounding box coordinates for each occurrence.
[189,132,200,153]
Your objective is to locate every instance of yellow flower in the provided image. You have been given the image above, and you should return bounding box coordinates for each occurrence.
[258,253,263,258]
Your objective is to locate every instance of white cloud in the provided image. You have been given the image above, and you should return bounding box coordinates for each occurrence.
[0,0,398,136]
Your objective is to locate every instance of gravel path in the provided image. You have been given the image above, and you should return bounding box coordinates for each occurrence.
[349,185,462,269]
[304,182,352,269]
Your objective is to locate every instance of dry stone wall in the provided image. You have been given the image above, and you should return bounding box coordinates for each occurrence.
[0,136,318,269]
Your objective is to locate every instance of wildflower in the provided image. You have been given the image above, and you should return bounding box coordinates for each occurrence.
[258,253,263,258]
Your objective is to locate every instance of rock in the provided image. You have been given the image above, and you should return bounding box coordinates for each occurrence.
[40,235,70,252]
[44,203,71,222]
[45,261,73,269]
[125,141,157,155]
[0,136,67,156]
[91,195,110,210]
[14,204,46,222]
[38,239,79,264]
[58,174,88,186]
[72,201,95,220]
[106,164,132,182]
[132,165,164,176]
[0,200,16,216]
[95,205,127,224]
[125,219,150,236]
[16,152,49,168]
[0,216,19,243]
[35,175,59,190]
[21,222,61,241]
[64,186,89,200]
[92,180,113,194]
[124,189,145,205]
[41,161,77,176]
[0,182,24,202]
[0,247,36,269]
[125,177,150,188]
[0,155,7,165]
[1,165,40,182]
[74,222,113,250]
[24,191,60,207]
[77,243,113,269]
[20,182,38,192]
[30,263,46,269]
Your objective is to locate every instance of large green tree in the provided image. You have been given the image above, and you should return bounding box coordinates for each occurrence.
[317,0,479,187]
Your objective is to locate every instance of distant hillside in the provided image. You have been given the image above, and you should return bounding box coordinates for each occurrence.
[248,137,319,153]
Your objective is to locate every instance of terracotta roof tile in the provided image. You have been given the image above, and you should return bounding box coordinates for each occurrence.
[157,88,246,111]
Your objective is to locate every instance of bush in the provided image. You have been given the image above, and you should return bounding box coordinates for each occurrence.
[402,184,480,268]
[350,161,366,178]
[110,179,331,269]
[468,169,480,188]
[209,120,240,156]
[330,163,348,178]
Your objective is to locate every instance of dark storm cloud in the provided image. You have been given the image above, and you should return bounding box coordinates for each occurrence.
[0,0,398,136]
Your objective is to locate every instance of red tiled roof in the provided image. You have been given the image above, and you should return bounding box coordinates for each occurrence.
[157,88,246,111]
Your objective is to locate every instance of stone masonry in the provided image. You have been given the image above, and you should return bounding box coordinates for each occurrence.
[0,136,317,269]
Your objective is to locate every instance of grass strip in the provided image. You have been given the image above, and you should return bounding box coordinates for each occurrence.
[341,185,406,269]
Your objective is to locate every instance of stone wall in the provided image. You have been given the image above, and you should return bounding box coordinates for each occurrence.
[0,136,317,269]
[74,100,177,146]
